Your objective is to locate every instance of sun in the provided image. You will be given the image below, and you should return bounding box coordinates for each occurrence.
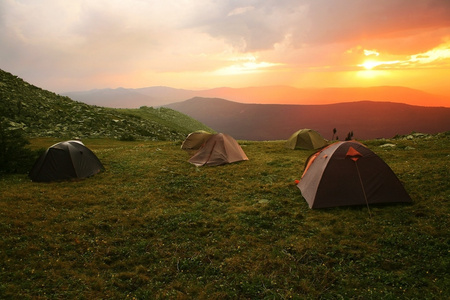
[359,59,402,70]
[361,60,380,70]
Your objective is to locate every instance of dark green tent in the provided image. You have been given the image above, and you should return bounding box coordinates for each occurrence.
[29,140,104,182]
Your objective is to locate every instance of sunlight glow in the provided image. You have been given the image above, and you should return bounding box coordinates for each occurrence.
[356,69,390,79]
[216,62,280,75]
[409,45,450,67]
[359,60,400,70]
[364,49,379,56]
[215,55,282,75]
[361,60,379,70]
[359,42,450,71]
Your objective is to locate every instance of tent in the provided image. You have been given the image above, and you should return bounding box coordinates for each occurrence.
[29,140,104,182]
[285,129,327,150]
[188,133,248,166]
[181,130,213,150]
[298,141,411,208]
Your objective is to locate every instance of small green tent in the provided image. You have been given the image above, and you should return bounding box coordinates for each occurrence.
[285,129,327,150]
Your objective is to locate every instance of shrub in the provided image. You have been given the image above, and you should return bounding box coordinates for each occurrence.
[119,133,137,141]
[0,118,38,174]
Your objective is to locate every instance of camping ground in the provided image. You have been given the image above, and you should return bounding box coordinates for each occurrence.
[0,134,448,299]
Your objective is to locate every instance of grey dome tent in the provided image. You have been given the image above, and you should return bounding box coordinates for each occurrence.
[29,140,104,182]
[188,133,248,166]
[286,129,327,150]
[297,141,411,208]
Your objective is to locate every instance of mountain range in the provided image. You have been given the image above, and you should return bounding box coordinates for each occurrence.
[3,67,449,141]
[165,97,450,140]
[63,85,450,108]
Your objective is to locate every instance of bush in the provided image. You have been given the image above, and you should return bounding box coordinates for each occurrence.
[119,133,137,141]
[0,118,37,174]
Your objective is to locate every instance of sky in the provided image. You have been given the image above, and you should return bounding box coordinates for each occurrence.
[1,0,450,103]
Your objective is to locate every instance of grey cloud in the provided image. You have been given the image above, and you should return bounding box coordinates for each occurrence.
[185,0,308,51]
[187,0,450,52]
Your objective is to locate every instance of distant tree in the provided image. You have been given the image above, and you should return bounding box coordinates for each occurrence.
[345,131,354,141]
[332,128,337,140]
[0,118,37,174]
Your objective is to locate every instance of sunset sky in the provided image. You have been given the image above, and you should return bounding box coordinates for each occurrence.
[1,0,450,103]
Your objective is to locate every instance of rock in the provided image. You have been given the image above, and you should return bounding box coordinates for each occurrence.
[380,143,396,148]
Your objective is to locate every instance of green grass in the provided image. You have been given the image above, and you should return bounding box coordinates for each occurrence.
[0,135,448,299]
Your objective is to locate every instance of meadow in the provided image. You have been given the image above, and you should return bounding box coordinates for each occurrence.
[0,134,448,299]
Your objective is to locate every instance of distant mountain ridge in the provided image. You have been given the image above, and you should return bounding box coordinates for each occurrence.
[3,67,448,141]
[63,85,450,108]
[0,69,212,140]
[165,97,450,140]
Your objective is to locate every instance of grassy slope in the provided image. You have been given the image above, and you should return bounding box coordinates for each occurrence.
[0,134,448,299]
[118,107,215,136]
[0,69,213,140]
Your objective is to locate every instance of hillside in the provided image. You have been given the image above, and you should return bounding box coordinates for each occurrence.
[165,97,450,140]
[63,85,450,108]
[0,69,212,140]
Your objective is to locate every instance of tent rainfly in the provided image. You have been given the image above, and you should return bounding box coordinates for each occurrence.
[298,141,412,208]
[188,133,248,166]
[285,129,327,150]
[181,130,213,150]
[29,140,104,182]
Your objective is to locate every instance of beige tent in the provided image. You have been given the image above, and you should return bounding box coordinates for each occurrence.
[181,130,213,150]
[188,133,248,166]
[286,129,327,150]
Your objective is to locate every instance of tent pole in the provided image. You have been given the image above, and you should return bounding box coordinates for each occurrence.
[355,162,372,218]
[203,141,217,166]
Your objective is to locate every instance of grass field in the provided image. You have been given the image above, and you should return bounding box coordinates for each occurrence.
[0,134,448,299]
